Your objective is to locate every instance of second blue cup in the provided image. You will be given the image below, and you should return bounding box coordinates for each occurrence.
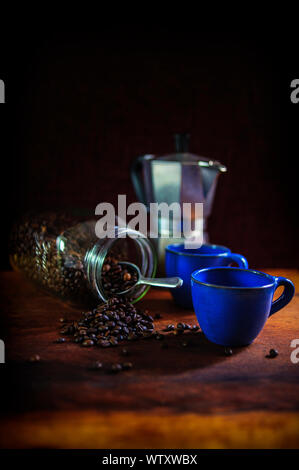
[165,243,248,308]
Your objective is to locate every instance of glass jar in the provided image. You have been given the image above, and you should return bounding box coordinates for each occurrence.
[10,212,157,306]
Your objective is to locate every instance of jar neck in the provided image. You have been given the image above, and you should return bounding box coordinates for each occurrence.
[84,239,110,303]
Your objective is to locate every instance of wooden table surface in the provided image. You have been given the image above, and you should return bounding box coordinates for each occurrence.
[0,269,298,449]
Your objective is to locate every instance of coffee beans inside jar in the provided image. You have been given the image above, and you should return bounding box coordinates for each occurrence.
[10,212,154,306]
[101,256,138,295]
[10,213,96,305]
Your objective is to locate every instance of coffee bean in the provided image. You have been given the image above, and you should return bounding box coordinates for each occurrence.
[109,363,123,373]
[99,340,111,348]
[29,354,40,362]
[224,347,233,356]
[98,326,108,333]
[163,324,175,332]
[90,361,103,370]
[128,332,137,341]
[155,333,164,341]
[266,348,278,358]
[54,337,66,343]
[87,327,97,333]
[60,327,70,335]
[174,328,184,335]
[143,331,154,339]
[110,337,118,347]
[146,315,154,322]
[82,339,94,347]
[122,362,133,370]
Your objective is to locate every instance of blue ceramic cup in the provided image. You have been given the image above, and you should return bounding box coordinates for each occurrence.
[165,244,248,308]
[191,267,295,347]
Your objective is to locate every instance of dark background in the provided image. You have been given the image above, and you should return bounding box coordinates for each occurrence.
[0,30,298,269]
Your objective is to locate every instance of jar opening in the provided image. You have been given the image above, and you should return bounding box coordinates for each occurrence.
[84,227,157,303]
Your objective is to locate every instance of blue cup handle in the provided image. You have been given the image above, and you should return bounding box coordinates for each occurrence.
[225,253,249,269]
[269,277,295,316]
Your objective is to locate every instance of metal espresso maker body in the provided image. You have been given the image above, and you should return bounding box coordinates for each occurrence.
[131,134,227,273]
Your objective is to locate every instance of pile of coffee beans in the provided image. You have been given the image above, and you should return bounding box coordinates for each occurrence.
[60,296,155,348]
[102,256,138,294]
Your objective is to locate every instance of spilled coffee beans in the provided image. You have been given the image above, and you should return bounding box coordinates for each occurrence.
[60,296,155,348]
